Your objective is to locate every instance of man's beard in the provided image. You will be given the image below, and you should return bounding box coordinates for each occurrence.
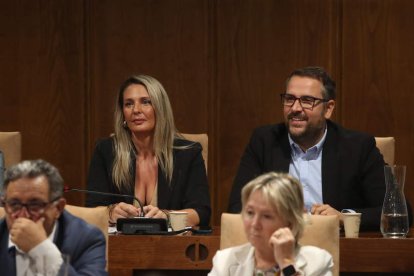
[286,112,326,148]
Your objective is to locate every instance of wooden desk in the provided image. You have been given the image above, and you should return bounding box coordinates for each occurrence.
[340,231,414,273]
[108,228,220,275]
[108,228,414,275]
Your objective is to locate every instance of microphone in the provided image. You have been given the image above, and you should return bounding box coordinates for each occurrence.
[0,151,4,191]
[64,187,168,234]
[64,187,146,216]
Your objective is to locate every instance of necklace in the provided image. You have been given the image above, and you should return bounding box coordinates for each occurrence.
[254,265,280,276]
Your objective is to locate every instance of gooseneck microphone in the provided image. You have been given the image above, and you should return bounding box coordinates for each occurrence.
[64,187,146,216]
[64,187,168,234]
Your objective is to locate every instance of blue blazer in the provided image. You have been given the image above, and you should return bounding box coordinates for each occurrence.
[0,210,107,276]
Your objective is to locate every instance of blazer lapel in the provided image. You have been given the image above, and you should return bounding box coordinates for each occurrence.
[322,123,341,206]
[157,166,172,209]
[230,244,255,275]
[0,220,16,276]
[295,246,307,272]
[271,126,291,172]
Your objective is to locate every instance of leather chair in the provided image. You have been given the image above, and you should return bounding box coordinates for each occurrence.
[220,213,340,276]
[375,137,395,166]
[64,205,108,241]
[182,133,208,170]
[0,132,22,168]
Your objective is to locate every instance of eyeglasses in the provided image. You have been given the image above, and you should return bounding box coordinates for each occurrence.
[1,196,61,216]
[280,93,329,110]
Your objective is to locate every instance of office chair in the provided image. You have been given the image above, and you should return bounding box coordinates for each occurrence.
[182,133,208,170]
[375,137,395,166]
[0,132,22,168]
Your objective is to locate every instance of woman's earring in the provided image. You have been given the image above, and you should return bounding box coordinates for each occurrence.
[123,120,127,128]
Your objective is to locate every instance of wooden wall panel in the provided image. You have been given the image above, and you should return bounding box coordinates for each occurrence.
[342,0,414,208]
[214,0,340,223]
[0,0,86,205]
[1,0,414,227]
[87,0,210,144]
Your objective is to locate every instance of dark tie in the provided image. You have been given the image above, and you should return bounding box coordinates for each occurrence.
[6,246,16,276]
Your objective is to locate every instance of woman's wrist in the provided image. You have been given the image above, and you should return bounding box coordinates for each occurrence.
[107,203,118,224]
[160,209,171,227]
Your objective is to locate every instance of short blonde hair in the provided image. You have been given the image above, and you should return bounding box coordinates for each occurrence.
[241,172,305,241]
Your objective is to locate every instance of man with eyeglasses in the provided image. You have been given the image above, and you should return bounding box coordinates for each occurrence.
[0,159,107,275]
[228,66,412,231]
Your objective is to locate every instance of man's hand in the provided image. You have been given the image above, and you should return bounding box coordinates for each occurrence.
[311,204,343,221]
[10,217,47,252]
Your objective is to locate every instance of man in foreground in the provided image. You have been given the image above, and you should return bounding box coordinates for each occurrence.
[0,159,107,275]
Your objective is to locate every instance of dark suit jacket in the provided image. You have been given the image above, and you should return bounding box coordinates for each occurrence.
[228,120,411,230]
[0,211,107,276]
[86,137,211,226]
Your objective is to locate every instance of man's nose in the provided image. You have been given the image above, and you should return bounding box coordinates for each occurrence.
[290,98,304,112]
[14,206,30,218]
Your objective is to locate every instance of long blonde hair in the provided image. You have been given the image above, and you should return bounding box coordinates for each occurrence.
[113,75,177,191]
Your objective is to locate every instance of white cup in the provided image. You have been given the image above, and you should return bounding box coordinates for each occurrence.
[169,211,188,231]
[342,213,362,238]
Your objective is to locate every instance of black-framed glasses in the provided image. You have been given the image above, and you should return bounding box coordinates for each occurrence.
[280,93,329,110]
[1,196,61,216]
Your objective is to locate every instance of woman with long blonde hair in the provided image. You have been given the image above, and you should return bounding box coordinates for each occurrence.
[86,75,211,226]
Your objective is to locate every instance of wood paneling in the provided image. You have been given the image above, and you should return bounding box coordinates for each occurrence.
[0,0,86,205]
[108,228,414,274]
[0,0,414,226]
[87,0,210,142]
[342,0,414,208]
[214,0,340,223]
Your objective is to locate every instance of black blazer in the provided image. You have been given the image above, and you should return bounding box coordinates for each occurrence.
[228,120,409,230]
[86,137,211,226]
[0,211,107,276]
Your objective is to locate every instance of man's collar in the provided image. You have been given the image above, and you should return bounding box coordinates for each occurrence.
[288,126,328,155]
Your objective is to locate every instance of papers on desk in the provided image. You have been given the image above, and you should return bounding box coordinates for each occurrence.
[108,225,117,234]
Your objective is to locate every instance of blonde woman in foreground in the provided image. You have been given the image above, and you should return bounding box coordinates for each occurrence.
[209,172,333,276]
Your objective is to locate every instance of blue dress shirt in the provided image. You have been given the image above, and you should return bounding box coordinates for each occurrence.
[288,128,327,211]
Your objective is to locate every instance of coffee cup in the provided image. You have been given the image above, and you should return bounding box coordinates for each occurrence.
[169,211,188,231]
[342,212,362,238]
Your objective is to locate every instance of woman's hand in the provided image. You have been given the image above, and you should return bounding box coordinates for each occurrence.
[109,202,140,223]
[269,227,296,270]
[142,205,168,219]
